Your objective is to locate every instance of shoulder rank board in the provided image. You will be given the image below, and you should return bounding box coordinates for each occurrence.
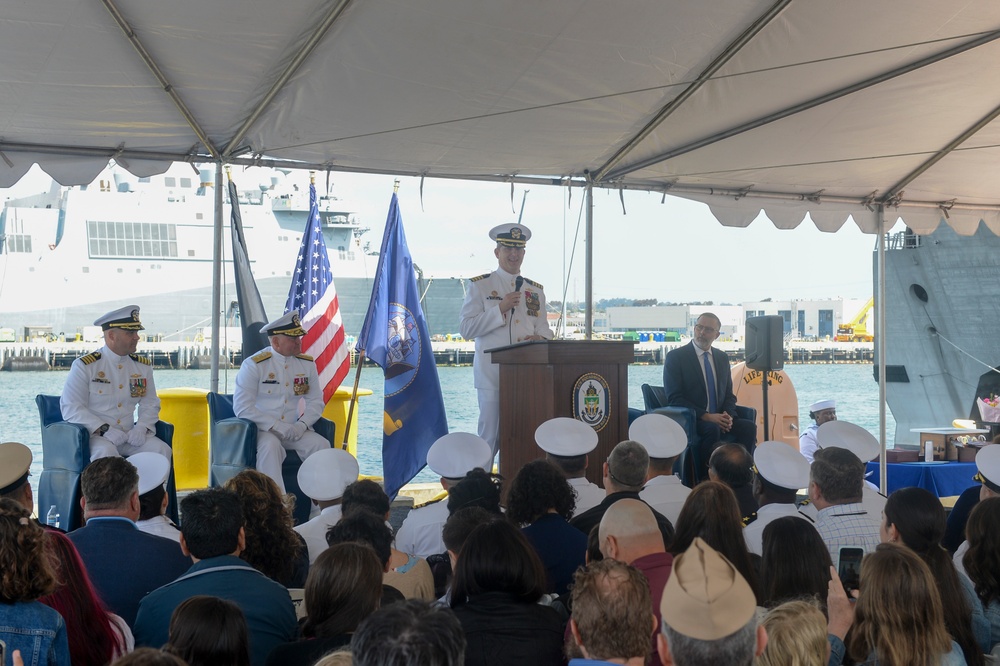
[252,351,272,363]
[470,273,491,282]
[80,351,103,365]
[129,353,152,365]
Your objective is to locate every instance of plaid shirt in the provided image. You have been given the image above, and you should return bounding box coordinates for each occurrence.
[815,502,881,563]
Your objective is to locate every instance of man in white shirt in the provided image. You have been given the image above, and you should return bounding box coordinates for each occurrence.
[631,413,690,526]
[294,447,360,564]
[799,420,886,521]
[810,447,882,561]
[743,441,815,555]
[799,399,837,463]
[534,417,605,514]
[132,452,180,543]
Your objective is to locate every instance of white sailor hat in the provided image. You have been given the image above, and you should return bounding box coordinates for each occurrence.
[754,441,811,490]
[427,433,492,479]
[261,311,306,337]
[489,223,531,248]
[297,448,360,501]
[0,442,32,495]
[628,414,686,459]
[974,445,1000,491]
[535,417,598,457]
[95,305,144,331]
[809,399,836,413]
[816,420,879,462]
[130,452,171,496]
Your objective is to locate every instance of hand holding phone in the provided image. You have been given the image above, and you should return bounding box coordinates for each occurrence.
[838,546,864,594]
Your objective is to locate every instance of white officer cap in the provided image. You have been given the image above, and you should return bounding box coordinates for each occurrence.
[489,223,531,248]
[975,445,1000,490]
[0,442,32,495]
[297,448,360,501]
[535,417,598,456]
[427,433,492,479]
[754,441,811,491]
[809,399,836,413]
[130,452,171,496]
[816,420,879,462]
[628,414,686,458]
[261,311,306,337]
[95,305,144,331]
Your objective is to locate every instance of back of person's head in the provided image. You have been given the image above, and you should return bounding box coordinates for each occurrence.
[570,559,652,662]
[586,525,604,564]
[326,508,393,569]
[709,444,754,488]
[449,519,546,607]
[847,543,952,666]
[442,506,493,554]
[313,651,352,666]
[606,440,649,491]
[505,459,576,525]
[964,496,1000,607]
[179,488,244,560]
[40,530,126,664]
[446,468,502,515]
[111,647,188,666]
[304,542,384,638]
[0,497,56,602]
[547,452,587,476]
[81,456,138,510]
[810,447,863,503]
[759,516,832,609]
[341,479,391,517]
[598,498,663,562]
[351,599,465,666]
[756,600,827,666]
[165,595,250,666]
[139,484,167,521]
[223,469,300,583]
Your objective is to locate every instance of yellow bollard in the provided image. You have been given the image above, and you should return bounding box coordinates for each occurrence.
[321,387,374,457]
[158,387,210,490]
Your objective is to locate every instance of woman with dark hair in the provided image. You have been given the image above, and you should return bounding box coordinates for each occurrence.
[266,542,383,665]
[39,530,132,664]
[759,516,832,610]
[846,543,964,665]
[164,596,250,666]
[963,495,1000,652]
[446,468,503,515]
[224,469,308,587]
[0,498,71,665]
[449,519,565,665]
[505,459,586,596]
[882,486,986,663]
[670,480,762,602]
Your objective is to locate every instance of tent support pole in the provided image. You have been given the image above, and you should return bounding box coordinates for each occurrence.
[877,205,887,493]
[211,161,223,392]
[585,181,594,339]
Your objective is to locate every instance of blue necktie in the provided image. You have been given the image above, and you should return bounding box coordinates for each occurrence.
[703,351,718,413]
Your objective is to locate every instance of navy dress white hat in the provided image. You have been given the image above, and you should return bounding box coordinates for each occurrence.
[753,441,811,491]
[297,448,360,502]
[426,433,492,479]
[261,311,306,337]
[95,305,144,331]
[628,413,687,459]
[489,223,532,248]
[535,417,598,456]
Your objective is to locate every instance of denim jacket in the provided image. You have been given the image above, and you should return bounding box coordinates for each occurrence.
[0,600,71,666]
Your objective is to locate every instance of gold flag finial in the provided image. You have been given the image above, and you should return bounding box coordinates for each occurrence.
[224,165,232,181]
[310,170,316,185]
[393,179,400,194]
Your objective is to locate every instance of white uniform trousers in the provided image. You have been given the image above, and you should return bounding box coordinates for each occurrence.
[89,433,172,461]
[256,430,329,494]
[477,388,500,459]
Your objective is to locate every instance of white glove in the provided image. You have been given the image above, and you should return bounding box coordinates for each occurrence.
[127,427,148,448]
[291,421,307,441]
[271,422,294,440]
[103,428,127,446]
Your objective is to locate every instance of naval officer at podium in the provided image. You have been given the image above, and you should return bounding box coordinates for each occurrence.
[460,223,552,457]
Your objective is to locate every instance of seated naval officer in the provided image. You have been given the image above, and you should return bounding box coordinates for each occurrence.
[534,417,605,514]
[131,452,180,543]
[294,447,360,564]
[233,311,331,494]
[61,305,171,461]
[395,433,493,559]
[742,441,815,555]
[631,413,691,526]
[798,399,837,463]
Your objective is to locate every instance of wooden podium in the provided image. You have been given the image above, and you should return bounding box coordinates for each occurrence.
[489,340,635,486]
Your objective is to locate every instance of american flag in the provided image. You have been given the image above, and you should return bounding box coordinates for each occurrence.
[285,182,350,402]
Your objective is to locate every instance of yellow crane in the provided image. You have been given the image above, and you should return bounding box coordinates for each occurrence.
[835,297,874,342]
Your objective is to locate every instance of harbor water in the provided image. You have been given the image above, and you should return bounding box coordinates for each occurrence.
[0,363,893,491]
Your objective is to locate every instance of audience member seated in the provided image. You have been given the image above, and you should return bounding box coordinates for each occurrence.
[670,481,761,604]
[505,459,586,596]
[631,413,690,526]
[326,508,409,600]
[164,596,250,666]
[534,416,605,514]
[132,488,297,666]
[449,520,565,665]
[881,486,986,663]
[446,468,503,516]
[351,599,466,666]
[955,444,1000,574]
[40,530,133,664]
[341,480,435,601]
[657,537,766,666]
[808,447,881,561]
[131,452,180,543]
[568,559,654,666]
[844,543,964,666]
[224,469,308,588]
[0,442,45,526]
[708,444,758,522]
[758,516,832,610]
[267,542,383,666]
[962,495,1000,653]
[570,440,674,547]
[743,441,814,556]
[755,600,828,666]
[111,648,187,666]
[294,447,360,564]
[800,421,887,522]
[67,456,190,626]
[436,507,495,602]
[0,498,71,665]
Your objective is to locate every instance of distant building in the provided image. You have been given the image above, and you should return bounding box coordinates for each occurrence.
[742,298,868,340]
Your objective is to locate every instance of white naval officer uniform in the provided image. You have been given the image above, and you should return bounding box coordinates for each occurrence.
[743,503,815,555]
[294,505,343,564]
[568,477,606,515]
[136,515,181,543]
[394,498,450,559]
[640,475,691,527]
[234,347,329,494]
[460,268,553,455]
[799,423,821,463]
[61,346,171,460]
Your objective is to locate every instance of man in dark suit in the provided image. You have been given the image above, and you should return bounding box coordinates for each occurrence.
[663,312,756,481]
[67,456,190,627]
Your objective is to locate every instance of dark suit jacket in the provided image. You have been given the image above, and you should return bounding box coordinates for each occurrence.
[663,341,738,418]
[67,516,191,627]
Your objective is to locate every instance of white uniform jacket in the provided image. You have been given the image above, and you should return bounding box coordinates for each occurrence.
[294,505,343,564]
[568,477,606,515]
[640,475,691,527]
[61,345,160,434]
[743,502,816,555]
[233,347,324,430]
[799,424,821,463]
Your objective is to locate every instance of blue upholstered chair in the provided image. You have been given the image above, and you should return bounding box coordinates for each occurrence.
[34,394,178,531]
[640,384,757,487]
[206,393,336,526]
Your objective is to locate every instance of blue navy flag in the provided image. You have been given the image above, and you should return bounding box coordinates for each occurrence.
[357,193,448,497]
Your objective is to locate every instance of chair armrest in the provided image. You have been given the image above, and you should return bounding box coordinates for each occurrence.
[313,417,337,447]
[154,420,174,445]
[40,422,90,471]
[735,405,757,423]
[649,406,698,444]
